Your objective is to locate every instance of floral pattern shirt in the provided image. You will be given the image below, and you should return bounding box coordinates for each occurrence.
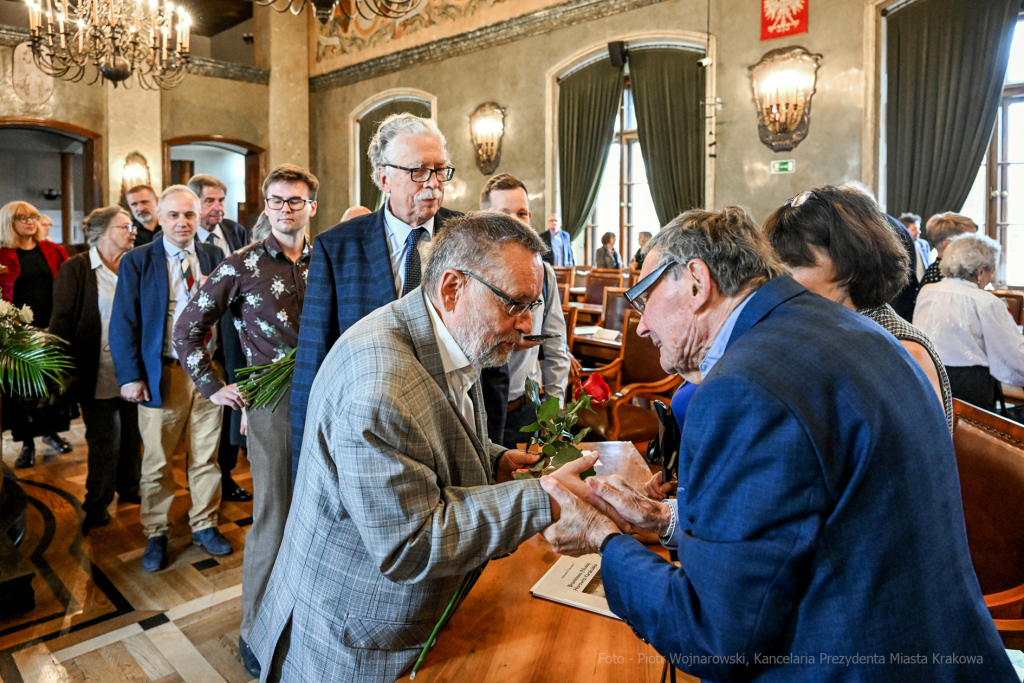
[173,234,311,398]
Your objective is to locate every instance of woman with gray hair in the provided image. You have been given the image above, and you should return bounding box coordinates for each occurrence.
[914,233,1024,410]
[49,205,141,532]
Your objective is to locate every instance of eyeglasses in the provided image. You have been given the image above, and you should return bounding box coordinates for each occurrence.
[116,222,138,233]
[459,271,542,317]
[384,164,455,183]
[15,215,40,223]
[266,196,315,211]
[785,190,817,208]
[624,260,680,314]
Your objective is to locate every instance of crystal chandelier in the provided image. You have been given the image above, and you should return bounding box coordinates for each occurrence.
[24,0,192,90]
[250,0,422,24]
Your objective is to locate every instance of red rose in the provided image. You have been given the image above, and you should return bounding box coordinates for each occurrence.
[575,373,610,406]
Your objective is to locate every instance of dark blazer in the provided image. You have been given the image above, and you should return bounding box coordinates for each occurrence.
[291,206,510,479]
[600,276,1016,682]
[49,253,102,407]
[110,235,223,408]
[887,213,919,321]
[594,245,621,269]
[220,218,248,253]
[539,230,574,267]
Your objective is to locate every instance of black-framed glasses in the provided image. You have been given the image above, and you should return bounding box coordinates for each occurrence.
[384,164,455,183]
[460,271,542,317]
[266,196,315,211]
[624,260,680,314]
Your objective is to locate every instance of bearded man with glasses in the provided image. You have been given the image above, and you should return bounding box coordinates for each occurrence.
[289,112,510,487]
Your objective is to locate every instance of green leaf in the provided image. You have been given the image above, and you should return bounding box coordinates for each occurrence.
[580,466,597,480]
[573,427,591,444]
[512,471,536,480]
[549,445,583,470]
[537,397,559,422]
[518,422,541,433]
[525,376,541,408]
[541,443,556,458]
[530,459,546,472]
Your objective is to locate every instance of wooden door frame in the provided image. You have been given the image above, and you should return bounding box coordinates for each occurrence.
[0,117,104,218]
[162,135,266,229]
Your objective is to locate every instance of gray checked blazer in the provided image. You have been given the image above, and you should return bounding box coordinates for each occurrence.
[251,288,554,683]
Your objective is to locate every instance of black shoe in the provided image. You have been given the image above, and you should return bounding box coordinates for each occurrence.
[41,434,73,454]
[82,510,110,534]
[239,636,261,677]
[118,491,142,505]
[222,479,253,502]
[14,442,34,468]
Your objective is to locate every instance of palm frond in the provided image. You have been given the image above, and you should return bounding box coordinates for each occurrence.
[0,328,74,397]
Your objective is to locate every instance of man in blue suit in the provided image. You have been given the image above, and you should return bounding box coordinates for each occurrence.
[290,113,508,481]
[540,207,1017,681]
[111,185,234,572]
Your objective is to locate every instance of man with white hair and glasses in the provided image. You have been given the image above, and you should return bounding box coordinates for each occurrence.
[290,113,509,484]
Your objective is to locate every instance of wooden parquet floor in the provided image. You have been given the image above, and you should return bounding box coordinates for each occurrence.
[0,418,257,683]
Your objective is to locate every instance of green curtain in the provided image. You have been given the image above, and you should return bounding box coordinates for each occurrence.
[359,99,432,213]
[630,48,706,227]
[886,0,1018,220]
[559,59,625,240]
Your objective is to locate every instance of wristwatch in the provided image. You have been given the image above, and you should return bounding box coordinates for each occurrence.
[599,532,622,556]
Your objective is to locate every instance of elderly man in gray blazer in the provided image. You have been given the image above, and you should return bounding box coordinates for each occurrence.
[250,212,613,682]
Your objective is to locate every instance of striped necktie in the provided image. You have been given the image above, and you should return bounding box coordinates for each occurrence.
[402,227,427,297]
[180,252,198,299]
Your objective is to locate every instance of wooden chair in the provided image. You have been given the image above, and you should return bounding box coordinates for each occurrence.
[563,306,578,351]
[572,311,682,444]
[599,287,629,333]
[557,282,570,306]
[552,266,574,288]
[584,270,624,305]
[991,290,1024,326]
[573,268,590,291]
[952,399,1024,646]
[627,269,643,287]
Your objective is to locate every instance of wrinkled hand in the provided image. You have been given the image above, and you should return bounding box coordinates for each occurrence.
[240,407,248,436]
[497,448,542,483]
[120,381,150,403]
[541,476,619,556]
[643,470,678,501]
[210,383,245,410]
[568,352,583,377]
[543,453,640,534]
[586,475,673,537]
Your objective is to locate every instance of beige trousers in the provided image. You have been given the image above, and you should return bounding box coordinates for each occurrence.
[138,361,223,538]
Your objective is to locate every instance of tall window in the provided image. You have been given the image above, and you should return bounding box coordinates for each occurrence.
[962,15,1024,285]
[579,79,659,268]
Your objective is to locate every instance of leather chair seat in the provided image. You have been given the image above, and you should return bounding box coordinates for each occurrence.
[576,401,661,443]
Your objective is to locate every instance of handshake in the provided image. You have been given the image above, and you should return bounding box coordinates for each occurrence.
[537,452,678,557]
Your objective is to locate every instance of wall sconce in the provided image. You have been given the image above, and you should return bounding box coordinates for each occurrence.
[120,152,152,204]
[470,103,506,175]
[748,47,822,152]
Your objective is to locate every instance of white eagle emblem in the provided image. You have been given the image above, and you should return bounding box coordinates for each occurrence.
[763,0,805,35]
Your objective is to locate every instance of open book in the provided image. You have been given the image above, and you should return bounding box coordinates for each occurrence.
[530,554,621,620]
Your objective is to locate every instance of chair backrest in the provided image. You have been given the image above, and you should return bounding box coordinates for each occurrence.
[952,399,1024,594]
[553,266,574,287]
[585,271,623,305]
[564,306,579,349]
[557,282,569,306]
[619,311,671,386]
[574,269,590,290]
[627,269,643,287]
[602,287,629,333]
[991,290,1024,326]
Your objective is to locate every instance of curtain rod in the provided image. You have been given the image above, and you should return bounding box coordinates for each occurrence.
[881,0,915,18]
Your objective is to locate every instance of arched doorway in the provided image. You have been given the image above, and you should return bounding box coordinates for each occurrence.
[162,135,266,230]
[0,117,103,246]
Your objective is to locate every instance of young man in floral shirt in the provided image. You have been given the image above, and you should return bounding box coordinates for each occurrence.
[173,164,317,678]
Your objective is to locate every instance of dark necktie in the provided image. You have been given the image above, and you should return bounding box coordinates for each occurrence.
[403,227,427,297]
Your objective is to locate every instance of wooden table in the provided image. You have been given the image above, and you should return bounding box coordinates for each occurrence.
[573,333,622,363]
[403,443,686,683]
[566,301,602,315]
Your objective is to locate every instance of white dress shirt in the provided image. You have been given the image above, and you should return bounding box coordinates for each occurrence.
[506,264,571,403]
[197,224,230,255]
[163,239,201,359]
[424,291,480,431]
[384,198,435,295]
[914,278,1024,386]
[90,247,121,399]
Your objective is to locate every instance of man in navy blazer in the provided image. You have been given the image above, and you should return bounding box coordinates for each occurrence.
[540,207,1017,681]
[290,113,509,481]
[111,185,234,572]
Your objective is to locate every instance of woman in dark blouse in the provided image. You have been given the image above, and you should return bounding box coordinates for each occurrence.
[0,201,71,466]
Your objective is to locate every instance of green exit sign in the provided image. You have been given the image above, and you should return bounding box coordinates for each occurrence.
[771,160,795,174]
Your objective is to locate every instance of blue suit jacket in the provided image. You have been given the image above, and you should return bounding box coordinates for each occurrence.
[601,276,1016,682]
[291,207,471,475]
[110,235,223,408]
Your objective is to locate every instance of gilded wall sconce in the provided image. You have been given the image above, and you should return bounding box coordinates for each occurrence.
[470,103,506,175]
[748,46,822,152]
[121,152,152,204]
